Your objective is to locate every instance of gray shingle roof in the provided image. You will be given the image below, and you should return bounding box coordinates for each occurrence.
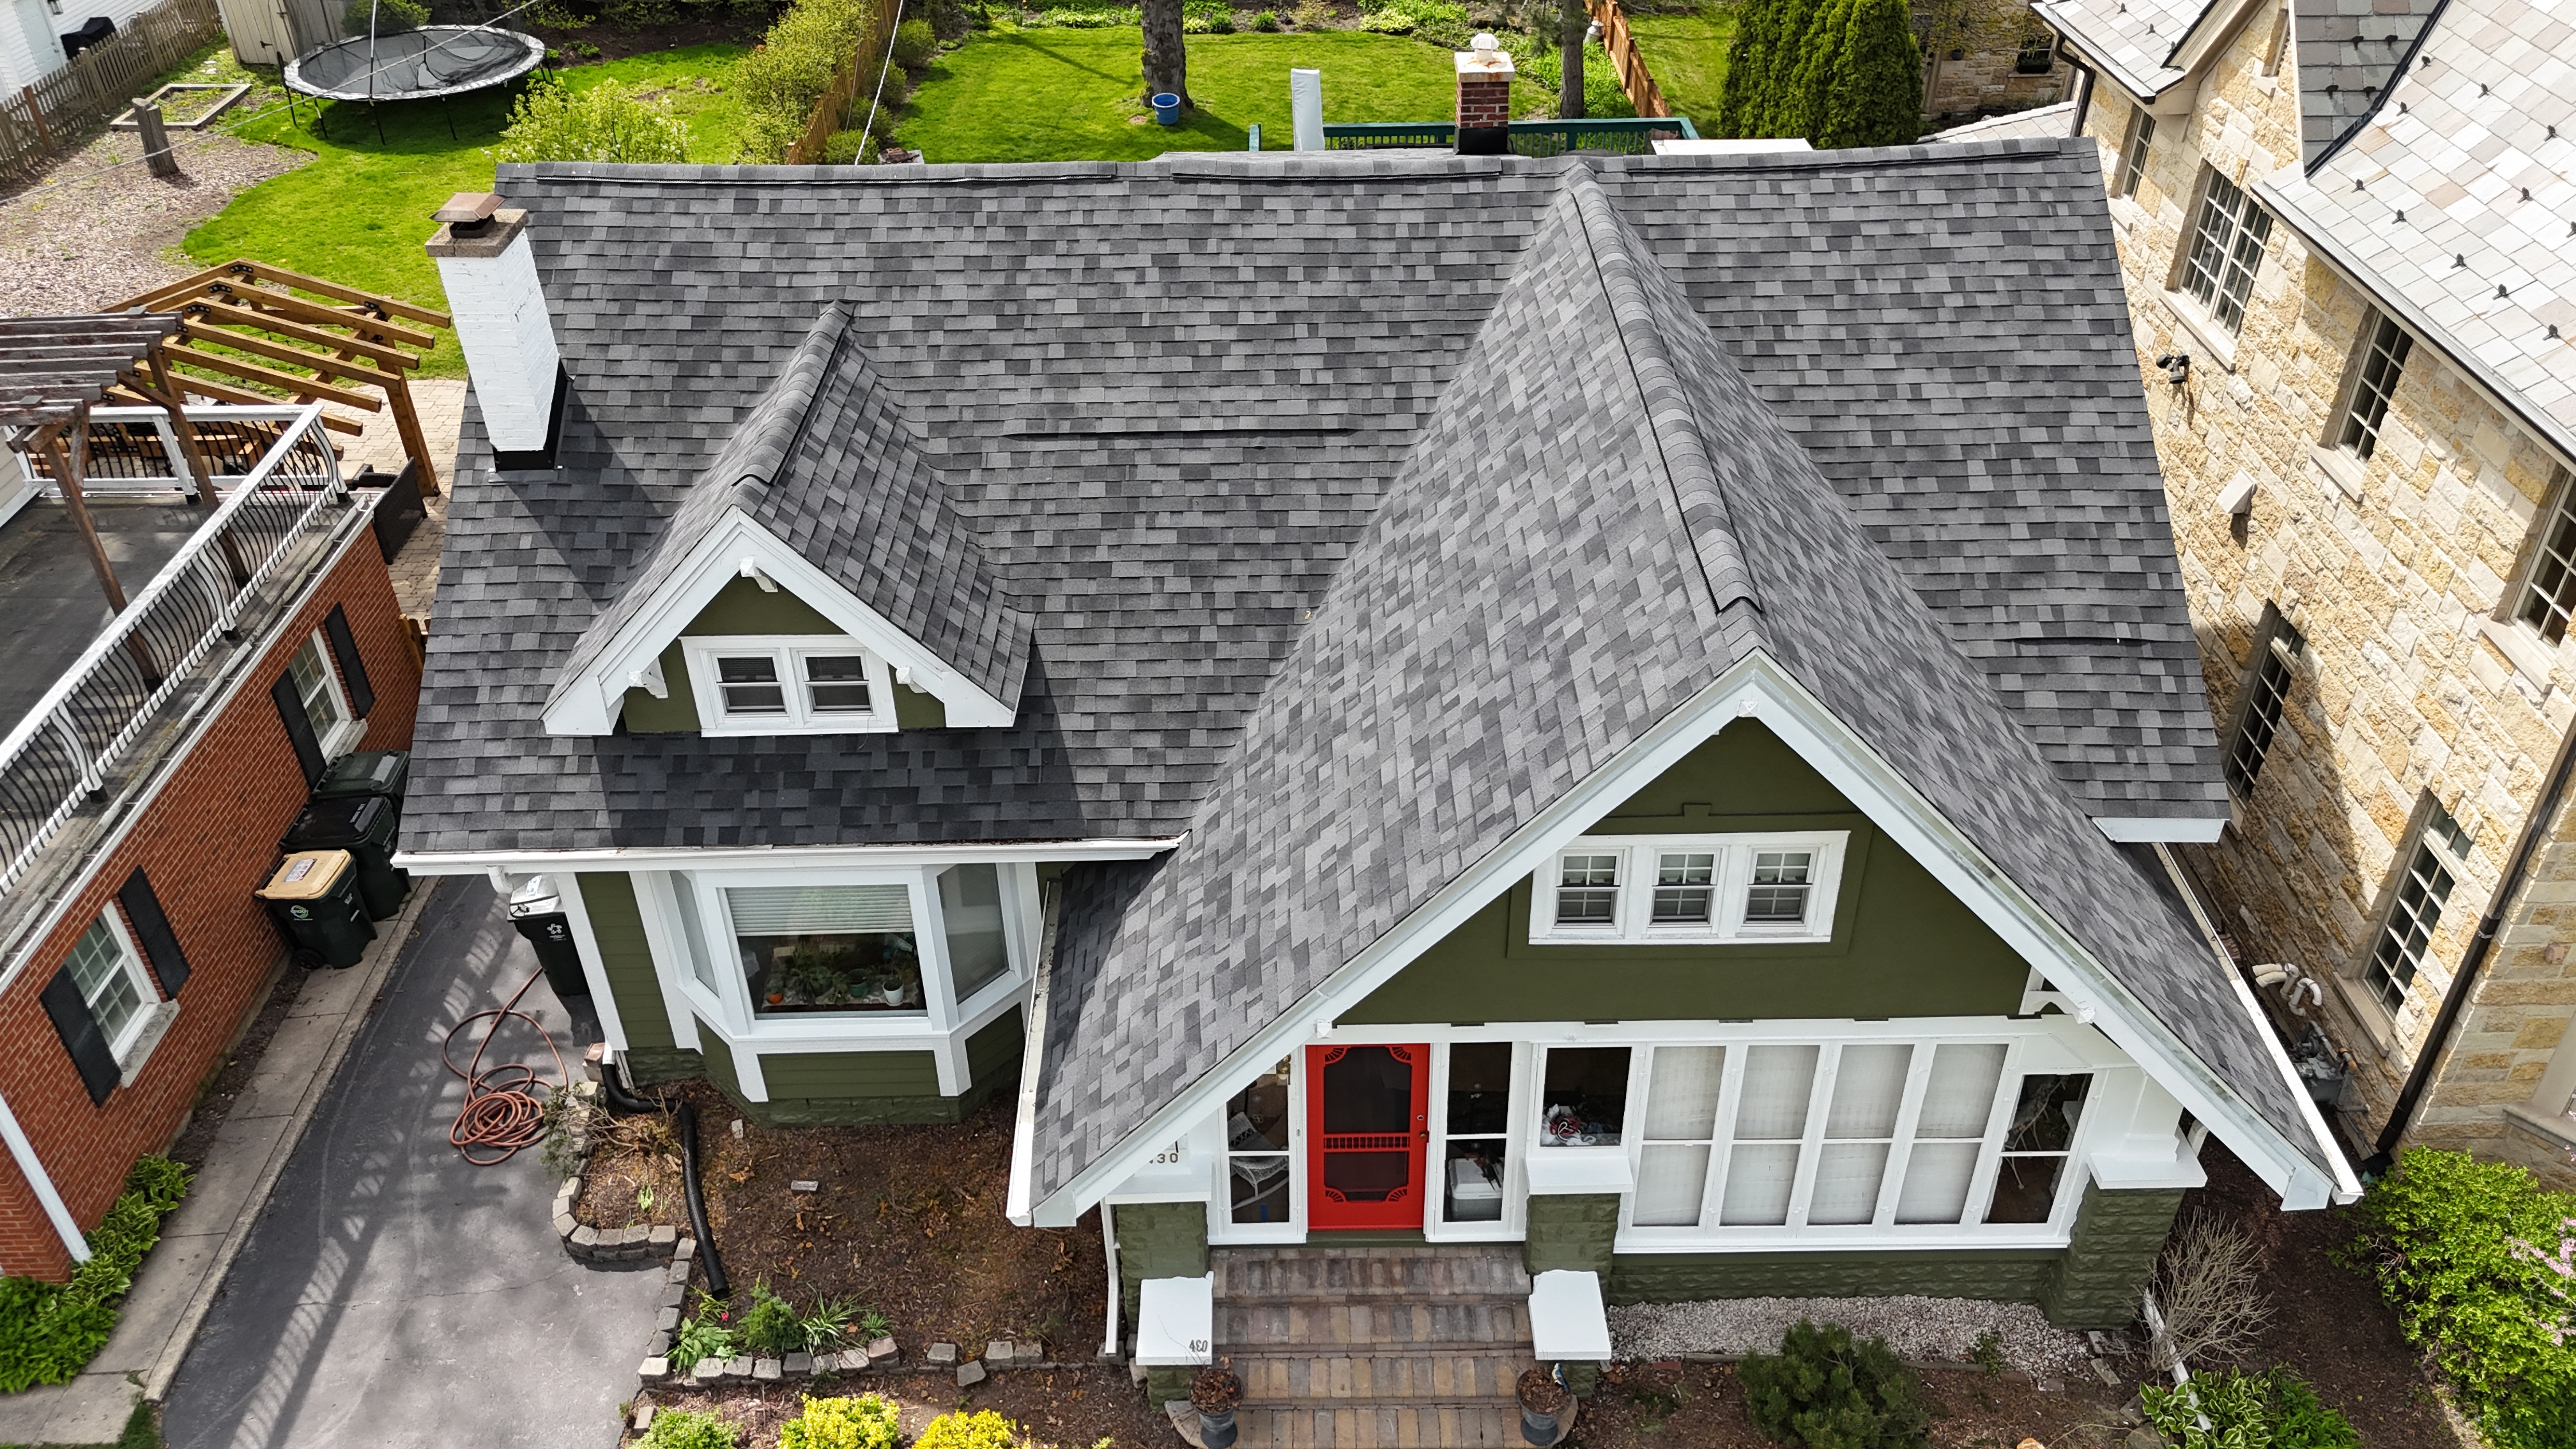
[2292,0,2448,171]
[1031,161,2323,1200]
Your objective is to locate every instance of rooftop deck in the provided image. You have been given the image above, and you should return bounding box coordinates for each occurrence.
[0,496,206,740]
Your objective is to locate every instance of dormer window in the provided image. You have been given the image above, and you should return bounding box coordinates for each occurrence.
[683,636,896,734]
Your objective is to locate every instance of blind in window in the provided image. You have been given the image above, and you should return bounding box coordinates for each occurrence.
[1734,1045,1818,1140]
[726,885,914,936]
[1825,1044,1910,1138]
[1807,1142,1890,1225]
[1634,1145,1712,1227]
[1915,1043,2006,1137]
[1643,1046,1724,1140]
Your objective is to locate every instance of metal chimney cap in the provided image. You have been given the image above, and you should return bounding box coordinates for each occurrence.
[434,191,503,226]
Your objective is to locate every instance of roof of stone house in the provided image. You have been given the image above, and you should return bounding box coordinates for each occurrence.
[2258,0,2576,466]
[1932,101,2078,142]
[2291,0,2450,169]
[2032,0,2213,97]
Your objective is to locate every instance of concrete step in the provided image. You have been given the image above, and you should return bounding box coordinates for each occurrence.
[1213,1245,1532,1301]
[1230,1401,1524,1448]
[1232,1350,1522,1402]
[1219,1300,1531,1351]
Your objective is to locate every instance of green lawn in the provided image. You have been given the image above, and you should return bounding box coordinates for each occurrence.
[185,45,749,376]
[1627,10,1737,132]
[898,27,1553,162]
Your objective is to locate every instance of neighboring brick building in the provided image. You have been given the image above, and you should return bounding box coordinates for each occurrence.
[0,406,420,1280]
[2035,0,2576,1181]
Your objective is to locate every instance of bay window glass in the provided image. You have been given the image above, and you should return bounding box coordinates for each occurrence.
[671,876,719,993]
[1984,1073,2091,1224]
[1443,1042,1512,1222]
[937,864,1009,1001]
[1539,1046,1628,1146]
[1227,1056,1292,1225]
[725,884,922,1015]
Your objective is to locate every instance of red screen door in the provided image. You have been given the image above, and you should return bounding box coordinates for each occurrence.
[1307,1043,1429,1230]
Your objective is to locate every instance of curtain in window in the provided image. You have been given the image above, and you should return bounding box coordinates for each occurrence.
[726,885,913,935]
[1636,1046,1724,1226]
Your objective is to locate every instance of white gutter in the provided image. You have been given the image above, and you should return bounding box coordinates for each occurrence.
[394,837,1186,874]
[0,1089,89,1268]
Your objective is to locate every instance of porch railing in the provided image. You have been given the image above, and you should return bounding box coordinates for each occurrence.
[23,406,321,498]
[0,405,349,893]
[1322,116,1699,155]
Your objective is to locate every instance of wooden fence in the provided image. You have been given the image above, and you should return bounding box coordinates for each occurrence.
[783,0,903,165]
[1586,0,1671,121]
[0,0,225,185]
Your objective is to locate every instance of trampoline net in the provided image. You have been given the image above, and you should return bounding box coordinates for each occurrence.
[288,26,544,99]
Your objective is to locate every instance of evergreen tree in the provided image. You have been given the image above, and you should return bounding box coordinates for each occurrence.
[1714,0,1781,138]
[1813,0,1925,146]
[1775,0,1847,140]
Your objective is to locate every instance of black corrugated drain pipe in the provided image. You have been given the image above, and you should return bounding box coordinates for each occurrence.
[595,1056,729,1301]
[2366,716,2576,1177]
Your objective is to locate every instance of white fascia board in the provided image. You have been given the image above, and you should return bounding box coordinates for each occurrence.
[1005,880,1066,1227]
[2162,0,2268,84]
[394,837,1184,874]
[539,508,1016,735]
[2094,814,2229,843]
[1023,652,2336,1225]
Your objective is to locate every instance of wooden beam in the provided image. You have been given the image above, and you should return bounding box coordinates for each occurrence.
[379,369,440,497]
[170,325,406,388]
[45,407,128,613]
[160,345,385,413]
[176,299,422,370]
[137,355,221,512]
[115,264,240,313]
[221,261,452,328]
[151,372,370,434]
[193,288,439,351]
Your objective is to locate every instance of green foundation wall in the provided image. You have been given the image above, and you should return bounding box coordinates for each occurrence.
[1609,1250,2058,1304]
[2039,1181,2186,1328]
[1526,1194,1620,1276]
[719,1008,1025,1128]
[1115,1200,1211,1401]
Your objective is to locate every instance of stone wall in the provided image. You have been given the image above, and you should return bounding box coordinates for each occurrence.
[1524,1193,1619,1276]
[1922,41,2066,123]
[2039,1182,2183,1328]
[2073,20,2576,1160]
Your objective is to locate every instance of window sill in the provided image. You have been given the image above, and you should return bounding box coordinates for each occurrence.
[2328,972,2404,1057]
[1525,1145,1633,1196]
[2479,617,2558,691]
[2158,291,2240,373]
[321,717,368,759]
[696,718,898,738]
[2307,444,2368,502]
[116,1000,182,1088]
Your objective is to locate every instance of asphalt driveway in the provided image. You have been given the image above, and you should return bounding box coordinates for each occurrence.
[164,880,660,1449]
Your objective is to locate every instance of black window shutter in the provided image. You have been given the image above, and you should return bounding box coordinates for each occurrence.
[117,867,189,999]
[323,604,374,719]
[271,673,325,786]
[39,967,119,1106]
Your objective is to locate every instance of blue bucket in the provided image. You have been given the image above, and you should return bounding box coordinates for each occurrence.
[1151,92,1182,125]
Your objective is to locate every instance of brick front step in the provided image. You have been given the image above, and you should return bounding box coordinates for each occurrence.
[1230,1402,1524,1448]
[1220,1301,1531,1349]
[1233,1351,1522,1401]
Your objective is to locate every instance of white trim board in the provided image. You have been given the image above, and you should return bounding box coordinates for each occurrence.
[1012,651,2347,1228]
[394,838,1184,875]
[539,508,1016,735]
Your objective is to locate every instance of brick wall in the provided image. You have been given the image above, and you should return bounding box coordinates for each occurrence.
[0,533,417,1280]
[2073,24,2576,1158]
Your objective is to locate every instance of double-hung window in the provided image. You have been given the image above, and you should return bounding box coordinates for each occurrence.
[2223,608,2300,798]
[1531,834,1848,945]
[2115,111,2156,199]
[2014,27,2055,73]
[66,913,155,1058]
[287,636,360,753]
[2336,314,2414,461]
[2180,169,2274,333]
[2513,467,2576,647]
[2361,803,2471,1016]
[684,637,895,734]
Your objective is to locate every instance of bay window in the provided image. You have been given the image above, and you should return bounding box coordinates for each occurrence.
[1531,834,1847,945]
[727,884,922,1015]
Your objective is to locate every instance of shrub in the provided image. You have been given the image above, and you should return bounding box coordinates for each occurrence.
[1355,0,1466,35]
[1033,4,1140,23]
[891,17,939,65]
[735,0,888,160]
[1579,42,1635,118]
[2342,1147,2576,1449]
[912,1410,1021,1449]
[0,1158,194,1393]
[2152,1211,2274,1372]
[1738,1320,1930,1449]
[737,1280,802,1355]
[668,1308,738,1372]
[2142,1368,2361,1449]
[779,1394,902,1449]
[1250,8,1278,27]
[1182,0,1235,31]
[822,126,877,163]
[343,0,426,31]
[637,1407,739,1449]
[495,80,693,163]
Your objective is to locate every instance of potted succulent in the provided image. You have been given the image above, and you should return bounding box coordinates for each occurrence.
[1516,1364,1570,1446]
[1191,1358,1243,1448]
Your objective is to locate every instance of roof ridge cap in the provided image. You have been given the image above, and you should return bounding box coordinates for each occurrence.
[1557,168,1761,619]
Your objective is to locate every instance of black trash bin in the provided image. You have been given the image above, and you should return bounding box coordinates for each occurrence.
[311,749,410,806]
[256,850,376,969]
[507,875,591,1000]
[280,794,409,920]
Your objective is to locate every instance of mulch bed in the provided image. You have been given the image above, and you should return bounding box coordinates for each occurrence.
[2184,1145,2466,1448]
[645,1082,1106,1354]
[1574,1360,2139,1449]
[574,1108,691,1231]
[636,1365,1167,1448]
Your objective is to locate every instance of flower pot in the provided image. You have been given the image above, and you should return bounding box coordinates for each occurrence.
[1197,1406,1238,1448]
[1519,1406,1560,1445]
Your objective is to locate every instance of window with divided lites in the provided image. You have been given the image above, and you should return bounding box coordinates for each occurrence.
[1623,1040,2075,1233]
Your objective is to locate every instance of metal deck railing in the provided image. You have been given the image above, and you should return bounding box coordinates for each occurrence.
[20,405,321,498]
[0,404,350,892]
[1322,116,1699,155]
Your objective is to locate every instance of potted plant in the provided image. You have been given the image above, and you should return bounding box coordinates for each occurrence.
[1191,1358,1243,1448]
[1516,1364,1570,1445]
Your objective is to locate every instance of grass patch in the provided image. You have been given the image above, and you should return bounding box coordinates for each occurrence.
[1627,8,1737,132]
[185,45,748,376]
[898,27,1551,162]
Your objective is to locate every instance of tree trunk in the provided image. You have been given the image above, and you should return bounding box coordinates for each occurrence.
[1142,0,1190,108]
[1558,0,1586,118]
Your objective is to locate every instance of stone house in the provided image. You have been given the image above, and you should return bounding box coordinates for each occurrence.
[2034,0,2576,1183]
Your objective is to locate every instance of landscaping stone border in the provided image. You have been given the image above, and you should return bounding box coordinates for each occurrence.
[550,1079,687,1264]
[634,1329,1080,1392]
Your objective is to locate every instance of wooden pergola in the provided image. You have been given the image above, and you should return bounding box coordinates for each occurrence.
[114,259,454,494]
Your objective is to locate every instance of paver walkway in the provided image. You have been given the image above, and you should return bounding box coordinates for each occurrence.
[162,882,658,1449]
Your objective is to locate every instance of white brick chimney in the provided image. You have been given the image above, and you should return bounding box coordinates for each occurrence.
[425,192,560,454]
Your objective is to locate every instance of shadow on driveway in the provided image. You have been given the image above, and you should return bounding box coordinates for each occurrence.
[165,880,661,1449]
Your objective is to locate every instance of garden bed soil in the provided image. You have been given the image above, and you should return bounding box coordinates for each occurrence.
[633,1365,1169,1447]
[2185,1144,2465,1448]
[657,1082,1106,1354]
[1573,1358,2142,1449]
[571,1107,691,1231]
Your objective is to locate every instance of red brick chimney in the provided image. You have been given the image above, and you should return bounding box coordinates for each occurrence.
[1456,34,1513,154]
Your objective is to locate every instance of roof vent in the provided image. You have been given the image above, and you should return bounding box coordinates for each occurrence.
[2326,83,2338,95]
[2480,83,2489,95]
[2551,325,2563,340]
[2522,188,2533,201]
[2394,209,2406,222]
[2354,179,2365,191]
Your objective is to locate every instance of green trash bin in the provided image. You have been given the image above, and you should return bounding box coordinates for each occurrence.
[310,750,409,806]
[279,794,409,921]
[257,850,376,969]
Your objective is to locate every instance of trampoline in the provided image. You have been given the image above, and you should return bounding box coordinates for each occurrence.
[284,24,546,104]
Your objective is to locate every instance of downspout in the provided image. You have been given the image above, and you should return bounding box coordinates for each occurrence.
[2366,716,2576,1176]
[2066,54,2095,139]
[0,1088,90,1268]
[1101,1201,1122,1360]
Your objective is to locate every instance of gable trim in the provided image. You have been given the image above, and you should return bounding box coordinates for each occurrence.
[1016,651,2345,1227]
[538,508,1018,735]
[390,837,1183,875]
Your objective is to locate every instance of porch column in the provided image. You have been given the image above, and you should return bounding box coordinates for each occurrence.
[2037,1172,2185,1328]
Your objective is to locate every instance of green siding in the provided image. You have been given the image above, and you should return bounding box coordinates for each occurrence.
[760,1050,943,1099]
[1117,1199,1209,1397]
[966,1008,1024,1078]
[722,1008,1025,1128]
[697,1022,741,1099]
[622,641,699,733]
[894,684,946,728]
[578,873,671,1052]
[1526,1193,1620,1276]
[1609,1250,2057,1304]
[2040,1181,2184,1328]
[688,578,841,634]
[1346,722,2030,1023]
[618,579,951,731]
[623,1046,705,1085]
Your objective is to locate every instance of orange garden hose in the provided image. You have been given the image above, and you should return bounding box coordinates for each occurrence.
[442,963,567,1165]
